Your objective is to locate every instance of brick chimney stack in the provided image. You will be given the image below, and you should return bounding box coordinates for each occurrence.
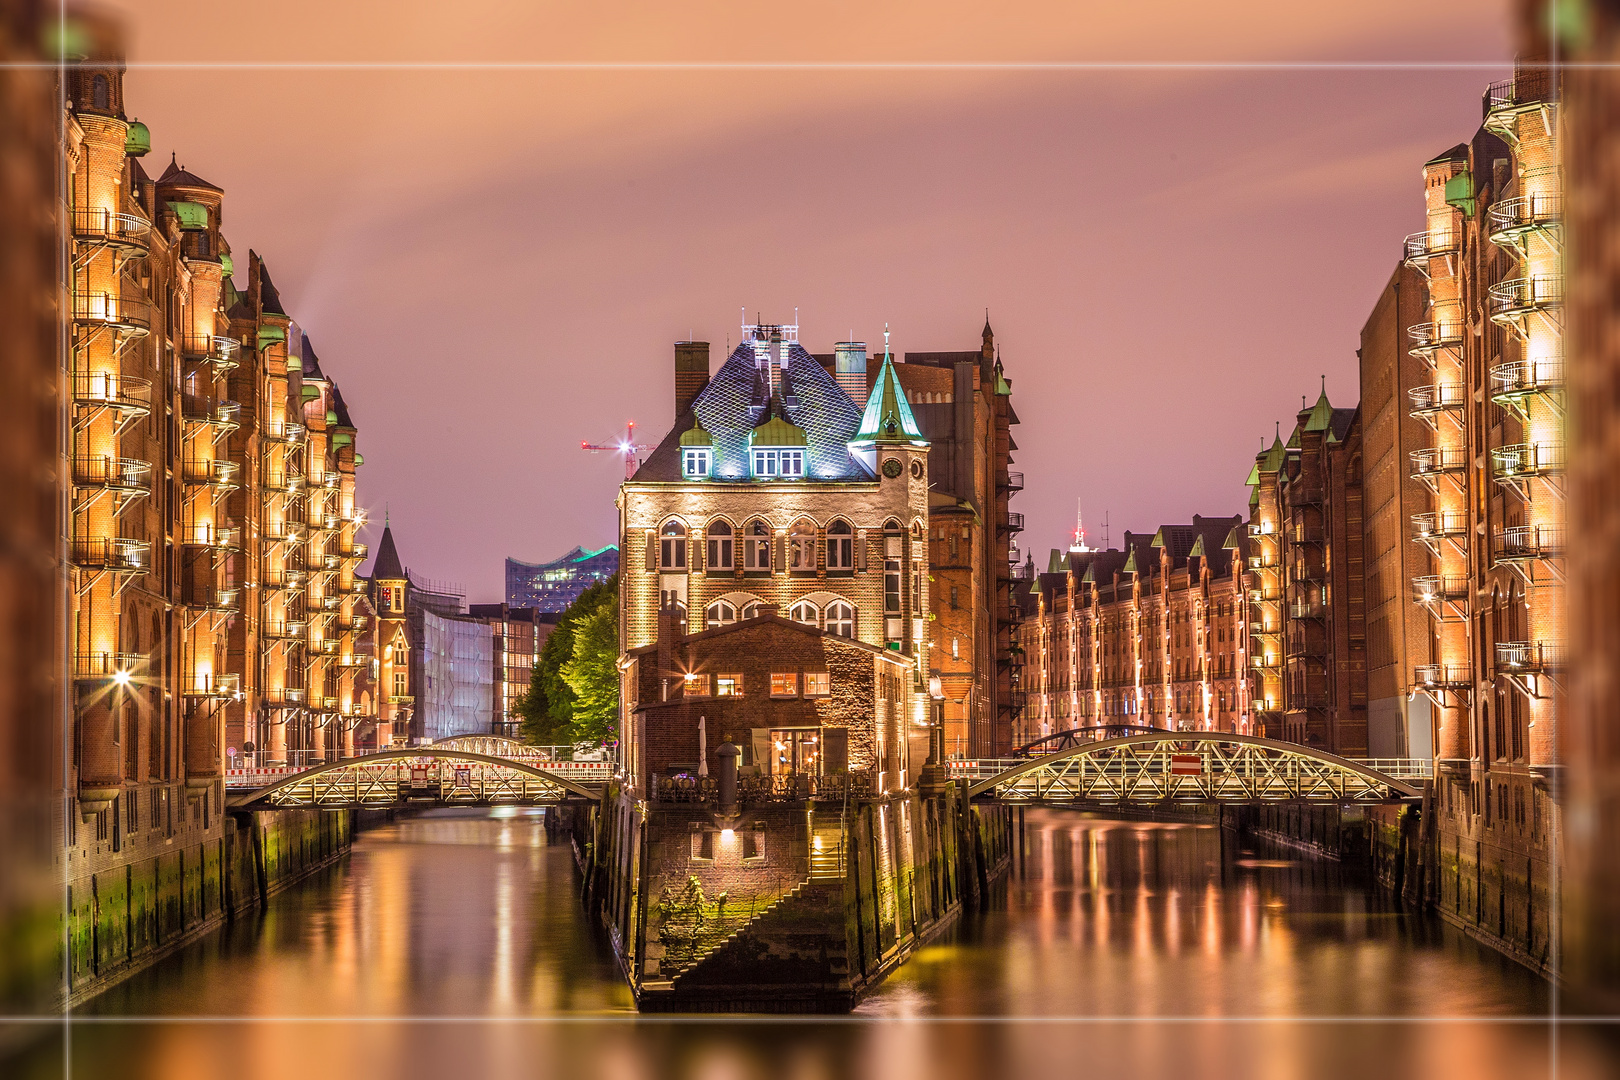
[674,341,710,419]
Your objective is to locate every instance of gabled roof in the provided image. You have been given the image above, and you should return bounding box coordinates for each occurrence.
[1424,142,1469,167]
[156,153,221,192]
[852,352,927,447]
[750,411,808,447]
[257,255,285,316]
[636,339,868,482]
[372,522,404,580]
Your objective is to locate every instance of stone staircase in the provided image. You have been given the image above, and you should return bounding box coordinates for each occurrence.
[670,879,851,1001]
[651,879,810,984]
[809,825,846,883]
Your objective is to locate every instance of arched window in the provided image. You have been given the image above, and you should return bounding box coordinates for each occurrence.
[706,600,737,629]
[744,520,772,572]
[706,520,733,571]
[789,599,819,626]
[826,520,853,571]
[826,601,855,639]
[741,601,764,619]
[659,520,687,570]
[92,74,109,110]
[789,520,817,571]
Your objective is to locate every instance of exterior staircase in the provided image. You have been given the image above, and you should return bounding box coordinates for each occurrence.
[659,879,810,984]
[809,825,846,882]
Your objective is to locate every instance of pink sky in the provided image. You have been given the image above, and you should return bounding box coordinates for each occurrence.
[107,1,1511,600]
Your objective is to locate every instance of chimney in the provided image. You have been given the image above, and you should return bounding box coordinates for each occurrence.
[656,600,686,692]
[834,341,867,404]
[674,341,710,418]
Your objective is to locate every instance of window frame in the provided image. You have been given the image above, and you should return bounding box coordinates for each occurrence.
[706,520,734,571]
[659,520,687,570]
[804,671,830,697]
[716,673,743,697]
[826,520,854,571]
[770,672,799,697]
[682,447,711,478]
[826,601,855,639]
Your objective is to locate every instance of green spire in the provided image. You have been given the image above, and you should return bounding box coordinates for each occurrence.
[1304,377,1334,433]
[679,421,714,447]
[1262,424,1287,473]
[851,337,926,447]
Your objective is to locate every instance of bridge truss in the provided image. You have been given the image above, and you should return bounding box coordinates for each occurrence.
[967,733,1422,806]
[227,748,604,810]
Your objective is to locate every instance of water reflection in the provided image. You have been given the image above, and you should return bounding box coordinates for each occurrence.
[15,807,1602,1080]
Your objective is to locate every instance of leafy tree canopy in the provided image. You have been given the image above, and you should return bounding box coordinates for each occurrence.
[516,574,618,748]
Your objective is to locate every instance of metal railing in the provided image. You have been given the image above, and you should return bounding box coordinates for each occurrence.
[72,207,152,246]
[181,458,241,488]
[1412,510,1469,540]
[1414,663,1472,688]
[1407,320,1463,353]
[182,523,240,550]
[72,371,152,411]
[181,395,241,428]
[263,687,305,705]
[1000,512,1025,534]
[1488,193,1562,237]
[182,672,241,698]
[70,536,150,572]
[1410,446,1468,477]
[1488,275,1563,319]
[1289,600,1325,619]
[72,454,152,493]
[650,770,876,805]
[1494,523,1564,560]
[264,568,306,589]
[179,334,241,367]
[1491,356,1564,400]
[264,420,306,443]
[1408,382,1466,413]
[998,471,1025,493]
[263,620,307,640]
[1412,574,1469,603]
[73,651,149,679]
[1496,641,1565,672]
[1492,441,1564,480]
[186,586,239,612]
[71,292,151,332]
[1292,560,1326,582]
[1482,70,1556,118]
[1402,229,1459,264]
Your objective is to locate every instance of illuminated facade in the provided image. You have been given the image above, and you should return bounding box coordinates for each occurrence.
[1015,518,1247,748]
[619,321,934,791]
[505,545,619,613]
[60,16,377,864]
[1244,392,1368,755]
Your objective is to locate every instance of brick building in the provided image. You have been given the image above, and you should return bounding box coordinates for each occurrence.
[1014,516,1247,747]
[1245,389,1368,755]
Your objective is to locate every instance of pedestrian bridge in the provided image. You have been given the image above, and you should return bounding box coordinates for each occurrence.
[226,747,606,810]
[961,732,1424,807]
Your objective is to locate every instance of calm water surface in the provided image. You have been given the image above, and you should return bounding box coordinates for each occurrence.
[28,807,1611,1079]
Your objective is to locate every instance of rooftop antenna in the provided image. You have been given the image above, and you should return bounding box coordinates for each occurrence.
[1069,498,1093,553]
[1102,511,1110,551]
[883,323,890,359]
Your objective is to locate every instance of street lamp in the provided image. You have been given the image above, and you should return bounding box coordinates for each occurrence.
[921,675,947,795]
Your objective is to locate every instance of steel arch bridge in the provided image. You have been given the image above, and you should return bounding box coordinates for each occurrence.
[968,732,1422,806]
[226,748,604,810]
[429,734,552,758]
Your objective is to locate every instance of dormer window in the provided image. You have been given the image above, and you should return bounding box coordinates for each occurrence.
[753,448,803,478]
[682,447,710,478]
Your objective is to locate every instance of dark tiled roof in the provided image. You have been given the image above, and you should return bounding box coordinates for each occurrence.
[332,384,354,428]
[257,255,285,316]
[156,154,221,192]
[301,333,324,379]
[372,524,404,580]
[636,341,869,482]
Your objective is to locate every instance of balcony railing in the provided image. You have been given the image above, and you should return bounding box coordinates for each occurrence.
[70,536,150,572]
[1247,522,1273,537]
[1491,356,1564,403]
[264,687,305,706]
[181,395,241,429]
[72,372,152,413]
[1248,588,1280,604]
[1488,275,1563,320]
[263,620,306,640]
[1408,382,1466,415]
[72,207,153,250]
[263,471,302,493]
[73,290,154,335]
[264,420,306,443]
[309,638,339,655]
[1493,523,1565,561]
[186,586,239,612]
[1413,574,1469,603]
[1412,510,1469,541]
[1414,663,1472,688]
[1292,560,1326,583]
[179,334,241,369]
[340,541,369,560]
[182,523,240,550]
[336,654,368,669]
[1410,446,1468,478]
[339,614,369,632]
[1407,320,1464,354]
[1482,70,1556,119]
[1251,655,1280,670]
[1488,192,1562,242]
[1402,229,1459,265]
[999,512,1025,535]
[1248,555,1278,570]
[1290,524,1324,544]
[181,458,241,489]
[1289,601,1325,620]
[264,568,306,589]
[1492,441,1564,481]
[998,471,1025,493]
[182,672,241,699]
[1496,641,1565,673]
[72,454,152,494]
[74,651,149,680]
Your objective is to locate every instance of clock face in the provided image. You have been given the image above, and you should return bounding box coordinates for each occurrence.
[882,457,903,478]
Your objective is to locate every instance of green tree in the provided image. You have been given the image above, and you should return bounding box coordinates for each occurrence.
[560,600,619,746]
[515,574,618,746]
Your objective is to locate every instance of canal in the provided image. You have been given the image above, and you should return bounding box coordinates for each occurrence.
[40,807,1605,1079]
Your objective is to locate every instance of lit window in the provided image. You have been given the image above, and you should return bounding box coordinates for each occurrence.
[744,520,772,571]
[771,672,798,697]
[682,447,711,478]
[804,672,829,697]
[752,448,778,477]
[706,521,733,570]
[826,601,855,638]
[705,600,737,629]
[780,449,804,476]
[790,600,819,626]
[826,520,853,570]
[717,674,742,696]
[686,673,712,696]
[789,520,817,570]
[659,520,687,570]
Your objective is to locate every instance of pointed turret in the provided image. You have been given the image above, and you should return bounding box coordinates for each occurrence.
[850,353,926,447]
[372,518,405,581]
[1303,379,1334,433]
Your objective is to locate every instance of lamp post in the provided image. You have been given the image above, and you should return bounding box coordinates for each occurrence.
[921,674,947,795]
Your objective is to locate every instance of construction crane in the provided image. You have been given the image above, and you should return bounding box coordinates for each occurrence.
[581,422,653,480]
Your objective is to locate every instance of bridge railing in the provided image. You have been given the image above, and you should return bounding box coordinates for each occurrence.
[226,747,614,790]
[948,748,1432,790]
[231,752,602,809]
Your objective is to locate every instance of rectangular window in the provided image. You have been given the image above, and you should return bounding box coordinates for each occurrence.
[690,829,715,861]
[827,532,852,570]
[804,672,829,697]
[717,674,742,697]
[743,827,765,861]
[393,671,407,698]
[950,585,959,610]
[752,448,778,476]
[771,672,798,697]
[708,533,732,570]
[686,673,712,696]
[682,448,710,477]
[780,449,804,476]
[884,560,902,614]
